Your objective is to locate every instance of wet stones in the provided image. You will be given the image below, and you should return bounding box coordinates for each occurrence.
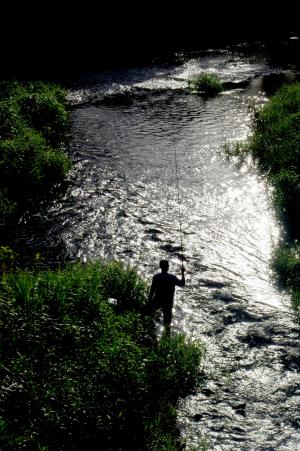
[200,388,214,397]
[199,278,228,289]
[263,321,300,340]
[145,228,162,241]
[231,401,247,416]
[193,413,203,422]
[238,326,274,347]
[226,305,265,323]
[159,243,182,253]
[281,347,300,370]
[213,289,236,303]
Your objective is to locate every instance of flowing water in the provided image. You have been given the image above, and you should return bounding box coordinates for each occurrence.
[16,46,300,449]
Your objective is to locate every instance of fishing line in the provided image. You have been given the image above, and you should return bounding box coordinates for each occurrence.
[174,144,184,269]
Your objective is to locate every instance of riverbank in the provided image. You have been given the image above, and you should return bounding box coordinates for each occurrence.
[0,81,71,237]
[226,82,300,320]
[0,81,204,450]
[0,261,203,450]
[3,47,300,449]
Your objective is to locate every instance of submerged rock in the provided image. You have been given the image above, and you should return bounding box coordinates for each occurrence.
[238,327,274,347]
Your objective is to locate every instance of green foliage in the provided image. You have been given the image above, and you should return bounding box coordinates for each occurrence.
[98,260,148,312]
[0,130,71,199]
[0,190,17,229]
[291,290,300,317]
[148,334,204,401]
[249,83,300,176]
[273,244,300,316]
[17,84,68,147]
[226,82,300,320]
[237,81,300,225]
[223,140,250,158]
[0,81,68,145]
[0,262,203,450]
[0,81,71,232]
[231,83,300,185]
[271,169,300,225]
[0,99,26,139]
[0,246,17,274]
[251,83,300,317]
[273,244,300,289]
[188,73,223,96]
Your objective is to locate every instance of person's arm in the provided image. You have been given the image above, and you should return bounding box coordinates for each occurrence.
[180,267,185,287]
[174,267,185,287]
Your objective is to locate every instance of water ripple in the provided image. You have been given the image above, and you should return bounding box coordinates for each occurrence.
[13,47,300,449]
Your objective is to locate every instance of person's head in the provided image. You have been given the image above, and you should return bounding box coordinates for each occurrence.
[159,260,169,272]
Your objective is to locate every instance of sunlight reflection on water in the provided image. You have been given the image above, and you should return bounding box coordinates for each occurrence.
[17,48,300,450]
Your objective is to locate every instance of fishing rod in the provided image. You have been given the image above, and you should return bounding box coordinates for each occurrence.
[174,144,184,270]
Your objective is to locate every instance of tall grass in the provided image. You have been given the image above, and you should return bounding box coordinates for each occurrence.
[188,73,223,96]
[272,245,300,313]
[0,261,204,450]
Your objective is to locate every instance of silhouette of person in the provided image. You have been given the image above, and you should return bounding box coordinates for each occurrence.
[145,260,185,336]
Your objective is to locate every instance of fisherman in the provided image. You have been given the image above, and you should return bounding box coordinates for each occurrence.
[144,260,185,336]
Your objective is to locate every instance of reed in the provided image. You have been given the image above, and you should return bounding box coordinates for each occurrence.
[188,73,223,95]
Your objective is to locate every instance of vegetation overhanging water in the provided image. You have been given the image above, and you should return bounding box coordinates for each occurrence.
[1,41,300,449]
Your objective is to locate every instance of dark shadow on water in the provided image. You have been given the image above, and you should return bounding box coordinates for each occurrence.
[262,72,300,96]
[6,182,73,271]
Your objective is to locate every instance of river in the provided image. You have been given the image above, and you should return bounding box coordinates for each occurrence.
[16,45,300,449]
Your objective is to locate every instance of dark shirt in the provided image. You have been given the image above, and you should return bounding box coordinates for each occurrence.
[149,272,185,305]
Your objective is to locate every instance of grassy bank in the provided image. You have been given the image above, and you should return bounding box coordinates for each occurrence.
[0,81,71,232]
[0,261,203,450]
[0,80,204,449]
[226,82,300,315]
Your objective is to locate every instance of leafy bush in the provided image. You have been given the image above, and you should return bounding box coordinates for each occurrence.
[225,82,300,319]
[250,90,300,175]
[0,99,26,140]
[0,190,17,229]
[0,262,204,450]
[0,130,71,199]
[0,81,71,232]
[188,73,223,95]
[271,169,300,227]
[248,83,300,229]
[292,290,300,315]
[0,246,17,274]
[18,88,68,147]
[0,81,68,146]
[273,244,300,289]
[273,244,300,315]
